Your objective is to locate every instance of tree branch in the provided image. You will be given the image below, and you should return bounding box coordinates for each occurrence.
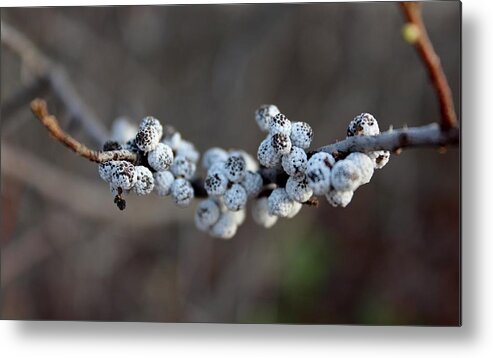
[30,99,136,163]
[400,2,458,130]
[1,22,109,146]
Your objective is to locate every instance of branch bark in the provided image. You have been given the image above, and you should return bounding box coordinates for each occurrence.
[400,2,458,130]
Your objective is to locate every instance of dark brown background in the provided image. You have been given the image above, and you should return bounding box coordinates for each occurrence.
[1,2,460,324]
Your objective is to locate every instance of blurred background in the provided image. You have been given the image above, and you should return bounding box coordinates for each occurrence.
[1,2,460,325]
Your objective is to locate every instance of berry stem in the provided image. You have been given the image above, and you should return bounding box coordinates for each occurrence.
[30,99,137,164]
[400,2,458,130]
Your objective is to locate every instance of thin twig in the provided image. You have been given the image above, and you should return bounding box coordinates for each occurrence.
[400,2,458,130]
[1,22,109,146]
[30,99,136,163]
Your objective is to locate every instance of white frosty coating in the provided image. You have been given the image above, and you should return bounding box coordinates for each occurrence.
[330,159,362,192]
[305,153,335,195]
[147,143,174,172]
[232,209,246,225]
[110,161,137,190]
[255,104,280,132]
[281,146,308,176]
[195,199,221,231]
[171,178,194,207]
[170,155,196,180]
[204,166,229,196]
[268,188,295,218]
[308,152,336,167]
[287,201,303,218]
[98,161,116,183]
[251,197,278,228]
[135,125,160,152]
[347,113,380,137]
[139,116,163,140]
[209,212,238,239]
[271,133,292,155]
[153,170,175,196]
[285,174,313,203]
[345,152,374,185]
[241,170,263,197]
[257,137,281,168]
[269,113,292,135]
[224,183,248,211]
[132,166,154,195]
[224,154,246,183]
[111,117,137,144]
[290,121,313,149]
[367,150,391,169]
[229,150,259,172]
[202,147,229,170]
[176,140,200,163]
[162,131,182,150]
[325,190,354,208]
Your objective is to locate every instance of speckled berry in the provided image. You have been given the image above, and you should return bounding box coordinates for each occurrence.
[135,125,160,152]
[132,166,154,195]
[257,137,281,168]
[139,116,163,140]
[286,174,313,203]
[176,140,200,163]
[367,150,390,169]
[224,154,246,183]
[202,147,229,170]
[345,152,374,184]
[271,133,292,155]
[287,201,303,218]
[209,212,238,239]
[110,161,137,190]
[171,178,194,207]
[229,150,259,172]
[204,167,229,196]
[331,159,362,192]
[268,188,295,218]
[281,146,308,176]
[305,153,335,195]
[241,170,263,197]
[290,122,313,149]
[98,161,116,183]
[170,155,196,180]
[153,170,174,196]
[255,104,280,132]
[195,199,221,231]
[325,190,354,208]
[251,197,278,228]
[147,143,174,171]
[224,184,248,211]
[347,113,380,137]
[269,113,291,135]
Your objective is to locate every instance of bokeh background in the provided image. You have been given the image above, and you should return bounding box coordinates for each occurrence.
[0,2,460,324]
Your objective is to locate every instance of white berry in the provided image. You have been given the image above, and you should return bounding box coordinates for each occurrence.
[287,201,303,218]
[290,122,313,149]
[271,133,292,155]
[281,146,308,176]
[305,152,335,195]
[153,170,174,196]
[268,188,295,218]
[171,178,194,207]
[345,152,374,184]
[241,170,263,197]
[224,184,248,211]
[257,137,281,168]
[347,113,380,137]
[98,161,116,183]
[269,113,291,135]
[286,174,313,203]
[170,155,196,180]
[132,166,154,195]
[135,125,160,152]
[176,140,200,163]
[139,116,163,140]
[367,150,390,169]
[229,149,259,172]
[325,190,354,208]
[255,104,280,132]
[251,197,278,228]
[204,166,229,196]
[195,199,221,231]
[331,159,362,192]
[224,154,246,183]
[147,143,174,171]
[202,147,228,170]
[209,212,238,239]
[111,117,137,144]
[110,161,137,190]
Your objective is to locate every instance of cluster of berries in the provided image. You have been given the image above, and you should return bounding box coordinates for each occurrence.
[251,106,390,229]
[195,148,262,238]
[98,116,199,209]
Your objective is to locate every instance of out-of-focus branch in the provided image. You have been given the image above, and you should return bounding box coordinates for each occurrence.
[1,22,109,146]
[400,2,458,130]
[313,123,459,157]
[31,99,136,163]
